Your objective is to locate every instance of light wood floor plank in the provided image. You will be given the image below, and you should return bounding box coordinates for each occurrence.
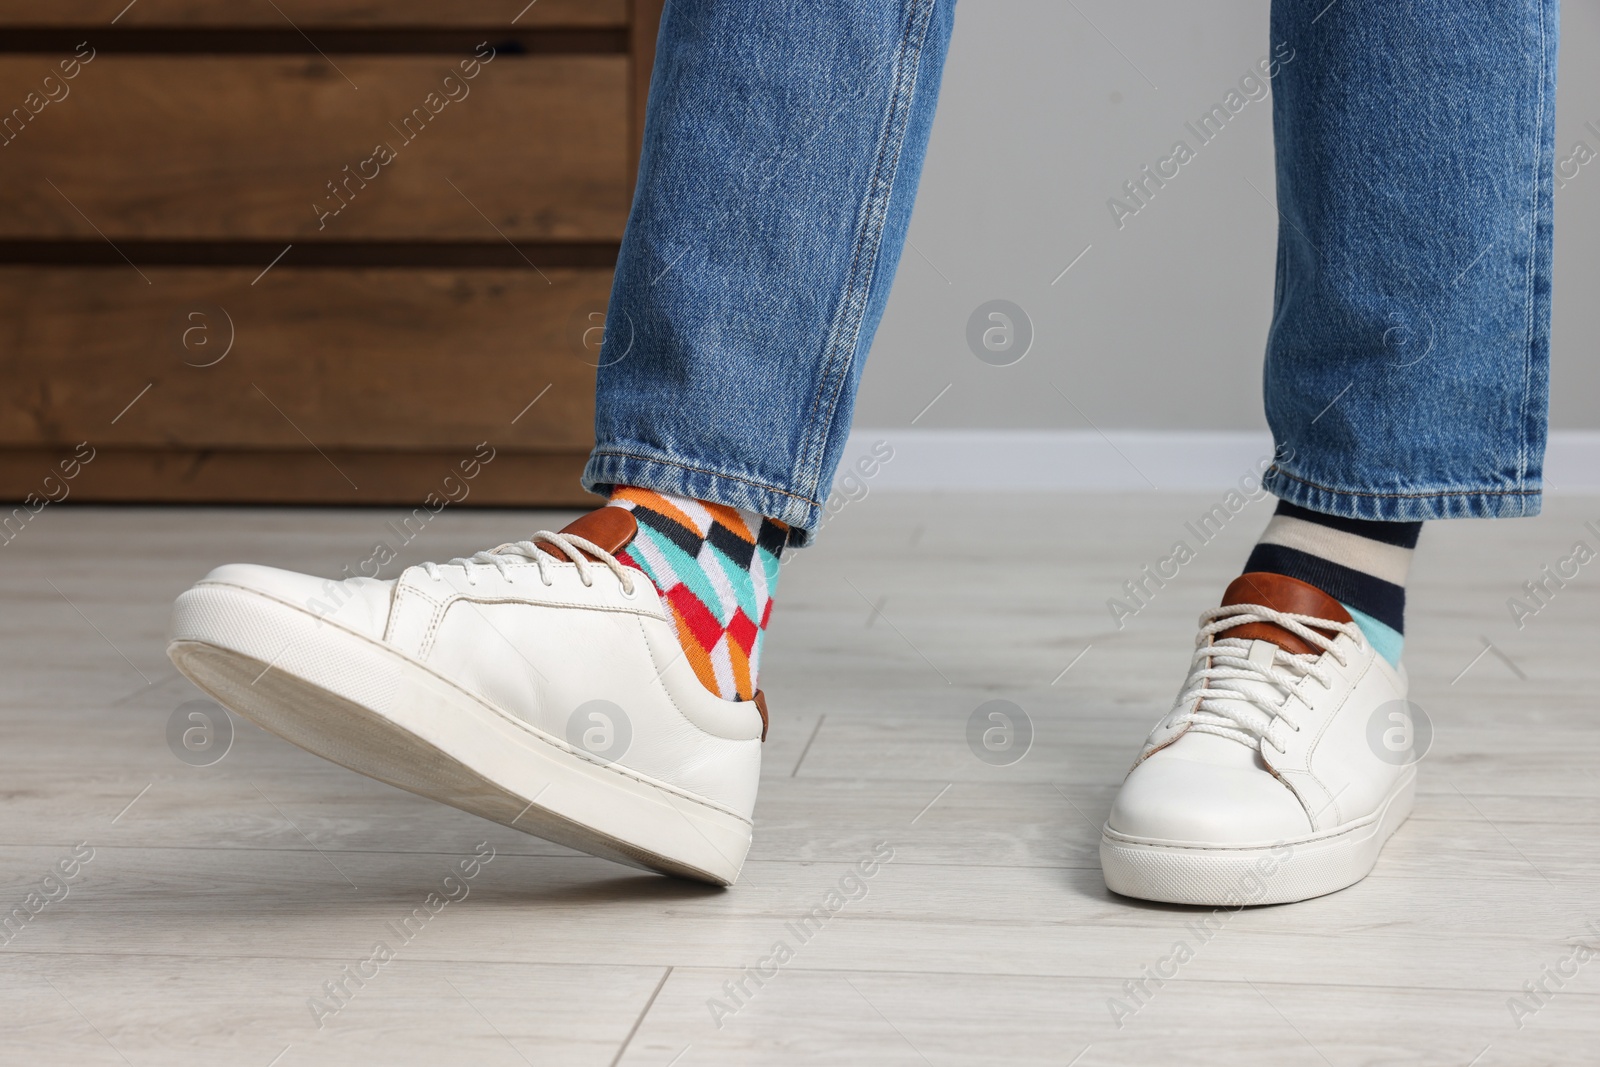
[2,497,1598,1065]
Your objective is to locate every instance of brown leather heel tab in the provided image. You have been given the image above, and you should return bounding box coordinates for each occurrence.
[1220,572,1349,655]
[752,690,769,742]
[538,506,639,559]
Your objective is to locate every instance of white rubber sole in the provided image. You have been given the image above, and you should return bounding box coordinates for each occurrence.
[1099,768,1416,905]
[167,583,753,885]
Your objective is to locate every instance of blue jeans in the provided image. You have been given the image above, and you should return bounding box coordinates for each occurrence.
[583,0,1559,543]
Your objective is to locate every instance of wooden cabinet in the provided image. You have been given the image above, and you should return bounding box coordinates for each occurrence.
[0,1,662,504]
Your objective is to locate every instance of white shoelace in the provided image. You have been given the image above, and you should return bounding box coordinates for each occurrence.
[419,531,636,595]
[1172,603,1364,753]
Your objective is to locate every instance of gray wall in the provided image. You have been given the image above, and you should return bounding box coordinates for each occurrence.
[856,0,1600,431]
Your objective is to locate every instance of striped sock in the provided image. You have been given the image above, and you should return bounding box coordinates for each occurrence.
[606,487,788,702]
[1242,501,1422,666]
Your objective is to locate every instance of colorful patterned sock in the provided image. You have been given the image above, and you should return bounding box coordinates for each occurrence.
[607,487,788,701]
[1242,500,1422,666]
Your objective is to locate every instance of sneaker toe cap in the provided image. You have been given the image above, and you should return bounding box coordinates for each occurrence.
[1107,753,1312,845]
[196,564,394,639]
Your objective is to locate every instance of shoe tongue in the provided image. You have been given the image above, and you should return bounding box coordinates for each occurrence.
[1218,572,1350,655]
[537,505,638,560]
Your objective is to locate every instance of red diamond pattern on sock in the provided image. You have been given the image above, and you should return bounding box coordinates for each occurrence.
[607,487,788,701]
[666,582,726,653]
[726,609,759,658]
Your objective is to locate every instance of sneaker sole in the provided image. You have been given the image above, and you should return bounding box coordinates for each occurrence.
[1098,768,1415,905]
[167,583,753,886]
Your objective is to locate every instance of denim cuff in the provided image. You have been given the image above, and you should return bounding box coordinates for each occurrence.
[1264,465,1542,521]
[583,449,821,546]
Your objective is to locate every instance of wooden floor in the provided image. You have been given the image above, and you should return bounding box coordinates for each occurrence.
[3,493,1598,1066]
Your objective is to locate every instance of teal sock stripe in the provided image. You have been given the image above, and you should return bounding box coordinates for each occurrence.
[1343,603,1404,666]
[635,526,730,623]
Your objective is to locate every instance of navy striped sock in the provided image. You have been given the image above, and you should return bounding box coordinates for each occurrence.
[1242,501,1422,663]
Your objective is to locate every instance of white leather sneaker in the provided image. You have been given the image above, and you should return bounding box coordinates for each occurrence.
[1100,573,1417,905]
[167,508,766,885]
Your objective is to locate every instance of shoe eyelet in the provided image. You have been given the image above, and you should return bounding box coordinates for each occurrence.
[620,581,638,599]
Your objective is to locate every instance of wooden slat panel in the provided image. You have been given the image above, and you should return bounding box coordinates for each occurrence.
[0,28,630,55]
[0,267,610,450]
[0,239,622,268]
[0,56,628,239]
[0,1,625,28]
[0,446,595,504]
[628,0,665,183]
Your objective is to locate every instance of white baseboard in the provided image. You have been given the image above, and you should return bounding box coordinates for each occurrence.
[841,429,1600,492]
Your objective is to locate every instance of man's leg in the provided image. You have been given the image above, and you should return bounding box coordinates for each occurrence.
[164,0,957,885]
[1264,0,1556,518]
[585,0,956,700]
[1102,0,1559,906]
[589,0,955,534]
